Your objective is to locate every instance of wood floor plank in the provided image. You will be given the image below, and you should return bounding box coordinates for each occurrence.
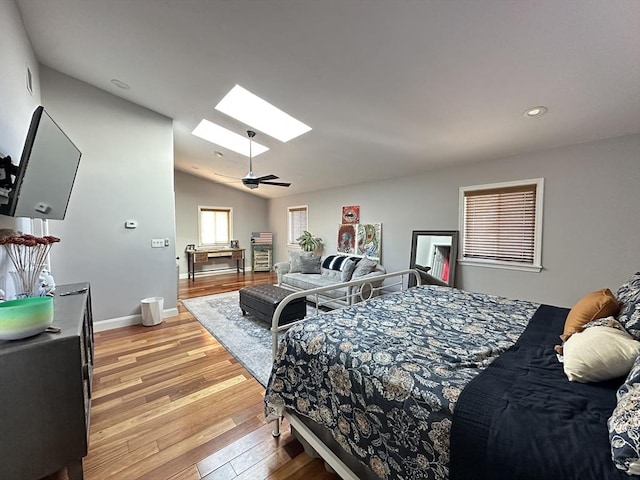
[195,421,286,477]
[80,441,129,474]
[230,431,297,475]
[91,376,143,399]
[91,376,246,445]
[86,440,161,479]
[168,465,202,480]
[136,416,266,480]
[232,444,308,480]
[97,350,210,384]
[106,376,260,452]
[134,388,265,452]
[200,462,236,480]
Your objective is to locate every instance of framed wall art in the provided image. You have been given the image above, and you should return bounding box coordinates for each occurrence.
[357,223,381,259]
[337,224,357,254]
[341,205,360,224]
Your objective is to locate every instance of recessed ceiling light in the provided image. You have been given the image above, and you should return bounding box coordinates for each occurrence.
[215,85,311,142]
[192,120,269,157]
[524,106,548,117]
[192,166,199,170]
[110,78,131,90]
[215,151,224,158]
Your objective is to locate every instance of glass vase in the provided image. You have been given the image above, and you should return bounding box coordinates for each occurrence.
[10,268,42,298]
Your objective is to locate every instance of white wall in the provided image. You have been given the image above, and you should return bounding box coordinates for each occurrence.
[174,171,269,276]
[0,0,40,165]
[269,134,640,307]
[39,67,178,326]
[0,0,40,296]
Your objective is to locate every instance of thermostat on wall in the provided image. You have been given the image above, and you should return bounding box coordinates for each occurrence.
[35,202,51,214]
[124,220,137,229]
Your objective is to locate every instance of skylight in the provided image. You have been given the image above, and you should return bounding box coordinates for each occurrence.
[215,85,312,142]
[191,120,269,157]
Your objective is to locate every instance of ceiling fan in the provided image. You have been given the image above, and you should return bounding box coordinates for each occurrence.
[219,130,291,190]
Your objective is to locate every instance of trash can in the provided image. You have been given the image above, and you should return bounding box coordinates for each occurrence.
[141,297,164,326]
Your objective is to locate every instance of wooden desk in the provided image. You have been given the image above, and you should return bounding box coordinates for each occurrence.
[186,248,245,281]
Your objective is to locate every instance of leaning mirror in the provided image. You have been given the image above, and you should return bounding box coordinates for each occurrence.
[408,230,458,288]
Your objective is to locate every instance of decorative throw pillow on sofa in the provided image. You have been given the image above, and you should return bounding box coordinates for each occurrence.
[562,323,640,383]
[616,272,640,340]
[289,251,313,273]
[352,258,378,279]
[320,255,361,281]
[321,254,359,271]
[608,353,640,475]
[299,255,321,274]
[561,288,619,340]
[341,258,357,282]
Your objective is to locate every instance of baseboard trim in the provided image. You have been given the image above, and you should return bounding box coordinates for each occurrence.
[94,307,179,332]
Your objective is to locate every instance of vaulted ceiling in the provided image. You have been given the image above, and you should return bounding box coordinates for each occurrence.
[16,0,640,198]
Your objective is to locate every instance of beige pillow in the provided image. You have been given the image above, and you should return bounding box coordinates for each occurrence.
[562,288,619,339]
[563,323,640,383]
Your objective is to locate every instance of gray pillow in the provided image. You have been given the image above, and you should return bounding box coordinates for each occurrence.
[300,255,321,274]
[352,258,377,278]
[289,251,313,273]
[341,258,357,282]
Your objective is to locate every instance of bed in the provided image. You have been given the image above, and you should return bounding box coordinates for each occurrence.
[264,270,640,479]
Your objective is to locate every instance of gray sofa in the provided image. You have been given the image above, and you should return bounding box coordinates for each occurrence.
[273,253,386,308]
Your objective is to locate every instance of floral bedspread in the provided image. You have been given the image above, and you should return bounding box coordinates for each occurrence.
[264,285,539,480]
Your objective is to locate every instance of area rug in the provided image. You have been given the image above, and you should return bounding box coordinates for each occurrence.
[181,291,309,387]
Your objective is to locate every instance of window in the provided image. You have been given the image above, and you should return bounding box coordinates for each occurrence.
[198,206,232,246]
[287,205,308,245]
[459,178,543,271]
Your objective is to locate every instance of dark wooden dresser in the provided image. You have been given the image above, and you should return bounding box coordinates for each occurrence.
[0,283,93,480]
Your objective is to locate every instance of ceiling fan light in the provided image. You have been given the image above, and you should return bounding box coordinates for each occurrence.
[241,130,292,190]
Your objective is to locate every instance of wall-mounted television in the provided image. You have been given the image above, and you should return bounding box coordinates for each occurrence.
[0,106,81,220]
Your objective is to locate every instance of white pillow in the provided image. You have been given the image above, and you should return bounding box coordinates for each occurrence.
[563,324,640,383]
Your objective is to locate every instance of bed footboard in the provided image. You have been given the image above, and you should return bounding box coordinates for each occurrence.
[269,269,421,438]
[270,269,421,359]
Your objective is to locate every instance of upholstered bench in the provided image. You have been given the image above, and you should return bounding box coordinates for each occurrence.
[239,284,306,325]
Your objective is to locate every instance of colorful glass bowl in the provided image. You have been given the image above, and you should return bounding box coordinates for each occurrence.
[0,296,54,340]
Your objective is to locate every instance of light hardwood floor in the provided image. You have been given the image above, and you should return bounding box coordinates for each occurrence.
[49,271,339,480]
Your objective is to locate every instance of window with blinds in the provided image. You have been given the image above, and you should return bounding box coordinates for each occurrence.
[288,205,308,245]
[459,179,543,271]
[199,206,232,246]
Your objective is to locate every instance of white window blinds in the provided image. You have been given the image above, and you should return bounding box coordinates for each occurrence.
[461,179,543,269]
[288,206,308,244]
[199,207,231,245]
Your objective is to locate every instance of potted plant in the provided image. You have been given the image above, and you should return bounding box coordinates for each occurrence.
[296,231,323,252]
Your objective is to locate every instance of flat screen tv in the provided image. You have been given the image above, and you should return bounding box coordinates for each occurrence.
[0,106,81,220]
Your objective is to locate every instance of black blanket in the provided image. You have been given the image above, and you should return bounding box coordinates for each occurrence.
[450,304,627,480]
